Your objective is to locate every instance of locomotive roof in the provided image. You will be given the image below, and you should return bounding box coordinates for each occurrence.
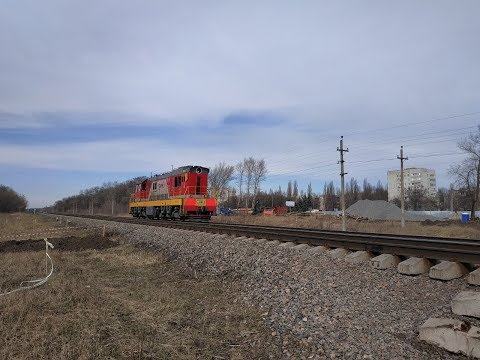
[137,165,210,183]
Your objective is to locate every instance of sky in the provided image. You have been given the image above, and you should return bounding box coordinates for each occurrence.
[1,0,479,208]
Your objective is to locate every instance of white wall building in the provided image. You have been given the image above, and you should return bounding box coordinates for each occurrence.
[387,168,436,201]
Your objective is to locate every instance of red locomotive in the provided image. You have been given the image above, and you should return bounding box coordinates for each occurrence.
[129,165,217,220]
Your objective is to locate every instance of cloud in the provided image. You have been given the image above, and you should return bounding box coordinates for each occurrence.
[1,1,479,207]
[0,1,479,127]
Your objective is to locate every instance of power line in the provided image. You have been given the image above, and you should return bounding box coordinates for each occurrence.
[265,125,474,168]
[262,112,479,161]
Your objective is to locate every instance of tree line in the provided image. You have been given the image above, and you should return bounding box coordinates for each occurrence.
[45,125,480,216]
[49,178,142,214]
[217,176,388,212]
[0,185,28,212]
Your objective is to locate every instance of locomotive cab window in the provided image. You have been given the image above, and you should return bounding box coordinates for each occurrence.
[174,176,182,187]
[152,183,157,190]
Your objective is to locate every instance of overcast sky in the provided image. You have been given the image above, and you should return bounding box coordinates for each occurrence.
[1,1,479,207]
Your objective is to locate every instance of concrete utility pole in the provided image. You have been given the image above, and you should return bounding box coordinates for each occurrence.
[397,146,408,228]
[337,136,349,231]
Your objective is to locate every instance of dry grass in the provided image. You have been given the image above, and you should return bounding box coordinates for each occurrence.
[0,213,87,242]
[0,213,57,235]
[213,214,480,239]
[0,214,279,359]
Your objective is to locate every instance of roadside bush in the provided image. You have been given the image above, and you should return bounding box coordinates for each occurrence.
[0,185,28,212]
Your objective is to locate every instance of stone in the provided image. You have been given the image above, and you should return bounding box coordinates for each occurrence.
[468,268,480,286]
[292,243,310,250]
[327,248,351,259]
[310,246,329,254]
[452,291,480,318]
[255,238,269,244]
[345,251,372,264]
[268,240,281,246]
[397,257,431,275]
[370,254,400,270]
[429,261,468,281]
[279,242,296,248]
[419,317,480,358]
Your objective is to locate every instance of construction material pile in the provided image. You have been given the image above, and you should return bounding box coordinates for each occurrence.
[346,199,434,221]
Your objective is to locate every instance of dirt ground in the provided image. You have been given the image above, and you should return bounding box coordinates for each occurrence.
[212,213,480,239]
[0,214,280,359]
[0,235,118,253]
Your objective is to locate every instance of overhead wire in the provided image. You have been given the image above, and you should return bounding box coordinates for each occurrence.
[262,111,479,162]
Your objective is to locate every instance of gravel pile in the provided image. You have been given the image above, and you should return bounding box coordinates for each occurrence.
[346,200,436,221]
[66,216,470,359]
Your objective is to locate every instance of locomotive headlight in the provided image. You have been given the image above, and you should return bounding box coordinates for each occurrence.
[196,167,202,174]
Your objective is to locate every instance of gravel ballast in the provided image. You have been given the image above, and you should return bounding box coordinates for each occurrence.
[66,217,472,359]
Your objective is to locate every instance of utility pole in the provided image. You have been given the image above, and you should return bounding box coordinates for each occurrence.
[397,146,408,228]
[337,136,349,231]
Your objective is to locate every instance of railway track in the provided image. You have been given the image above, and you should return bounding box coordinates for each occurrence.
[56,214,480,265]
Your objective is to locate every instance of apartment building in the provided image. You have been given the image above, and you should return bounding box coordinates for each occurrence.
[387,168,436,201]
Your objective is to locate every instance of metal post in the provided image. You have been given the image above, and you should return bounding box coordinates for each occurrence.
[337,136,349,231]
[397,146,408,228]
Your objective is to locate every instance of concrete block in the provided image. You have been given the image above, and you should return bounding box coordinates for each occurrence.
[345,250,372,264]
[467,327,480,358]
[452,291,480,318]
[292,243,310,250]
[279,241,296,248]
[418,318,469,356]
[370,254,400,270]
[397,257,431,275]
[419,318,480,358]
[468,268,480,286]
[327,248,351,259]
[310,246,329,254]
[429,261,468,281]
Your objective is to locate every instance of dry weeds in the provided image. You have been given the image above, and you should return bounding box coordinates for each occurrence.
[0,213,101,242]
[213,213,480,239]
[0,214,279,359]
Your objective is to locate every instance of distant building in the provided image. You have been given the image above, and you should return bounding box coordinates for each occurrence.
[387,168,436,201]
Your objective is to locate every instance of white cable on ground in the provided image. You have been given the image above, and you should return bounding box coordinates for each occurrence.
[0,238,54,297]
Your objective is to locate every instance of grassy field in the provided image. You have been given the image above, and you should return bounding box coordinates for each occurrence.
[0,214,279,359]
[213,213,480,239]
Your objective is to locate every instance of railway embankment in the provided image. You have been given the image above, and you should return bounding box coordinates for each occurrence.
[65,215,479,359]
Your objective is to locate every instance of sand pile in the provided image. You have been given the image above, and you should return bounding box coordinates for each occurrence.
[346,199,434,221]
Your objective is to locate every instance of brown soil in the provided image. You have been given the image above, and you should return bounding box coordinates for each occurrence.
[0,235,118,253]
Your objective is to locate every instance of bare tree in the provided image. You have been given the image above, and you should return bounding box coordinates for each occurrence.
[235,162,246,208]
[345,177,360,207]
[405,185,436,210]
[322,181,337,211]
[243,157,256,207]
[293,180,298,198]
[208,162,235,203]
[286,181,292,199]
[251,159,267,206]
[307,182,313,198]
[449,125,480,218]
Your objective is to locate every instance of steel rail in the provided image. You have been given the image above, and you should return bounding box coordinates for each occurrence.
[55,214,480,264]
